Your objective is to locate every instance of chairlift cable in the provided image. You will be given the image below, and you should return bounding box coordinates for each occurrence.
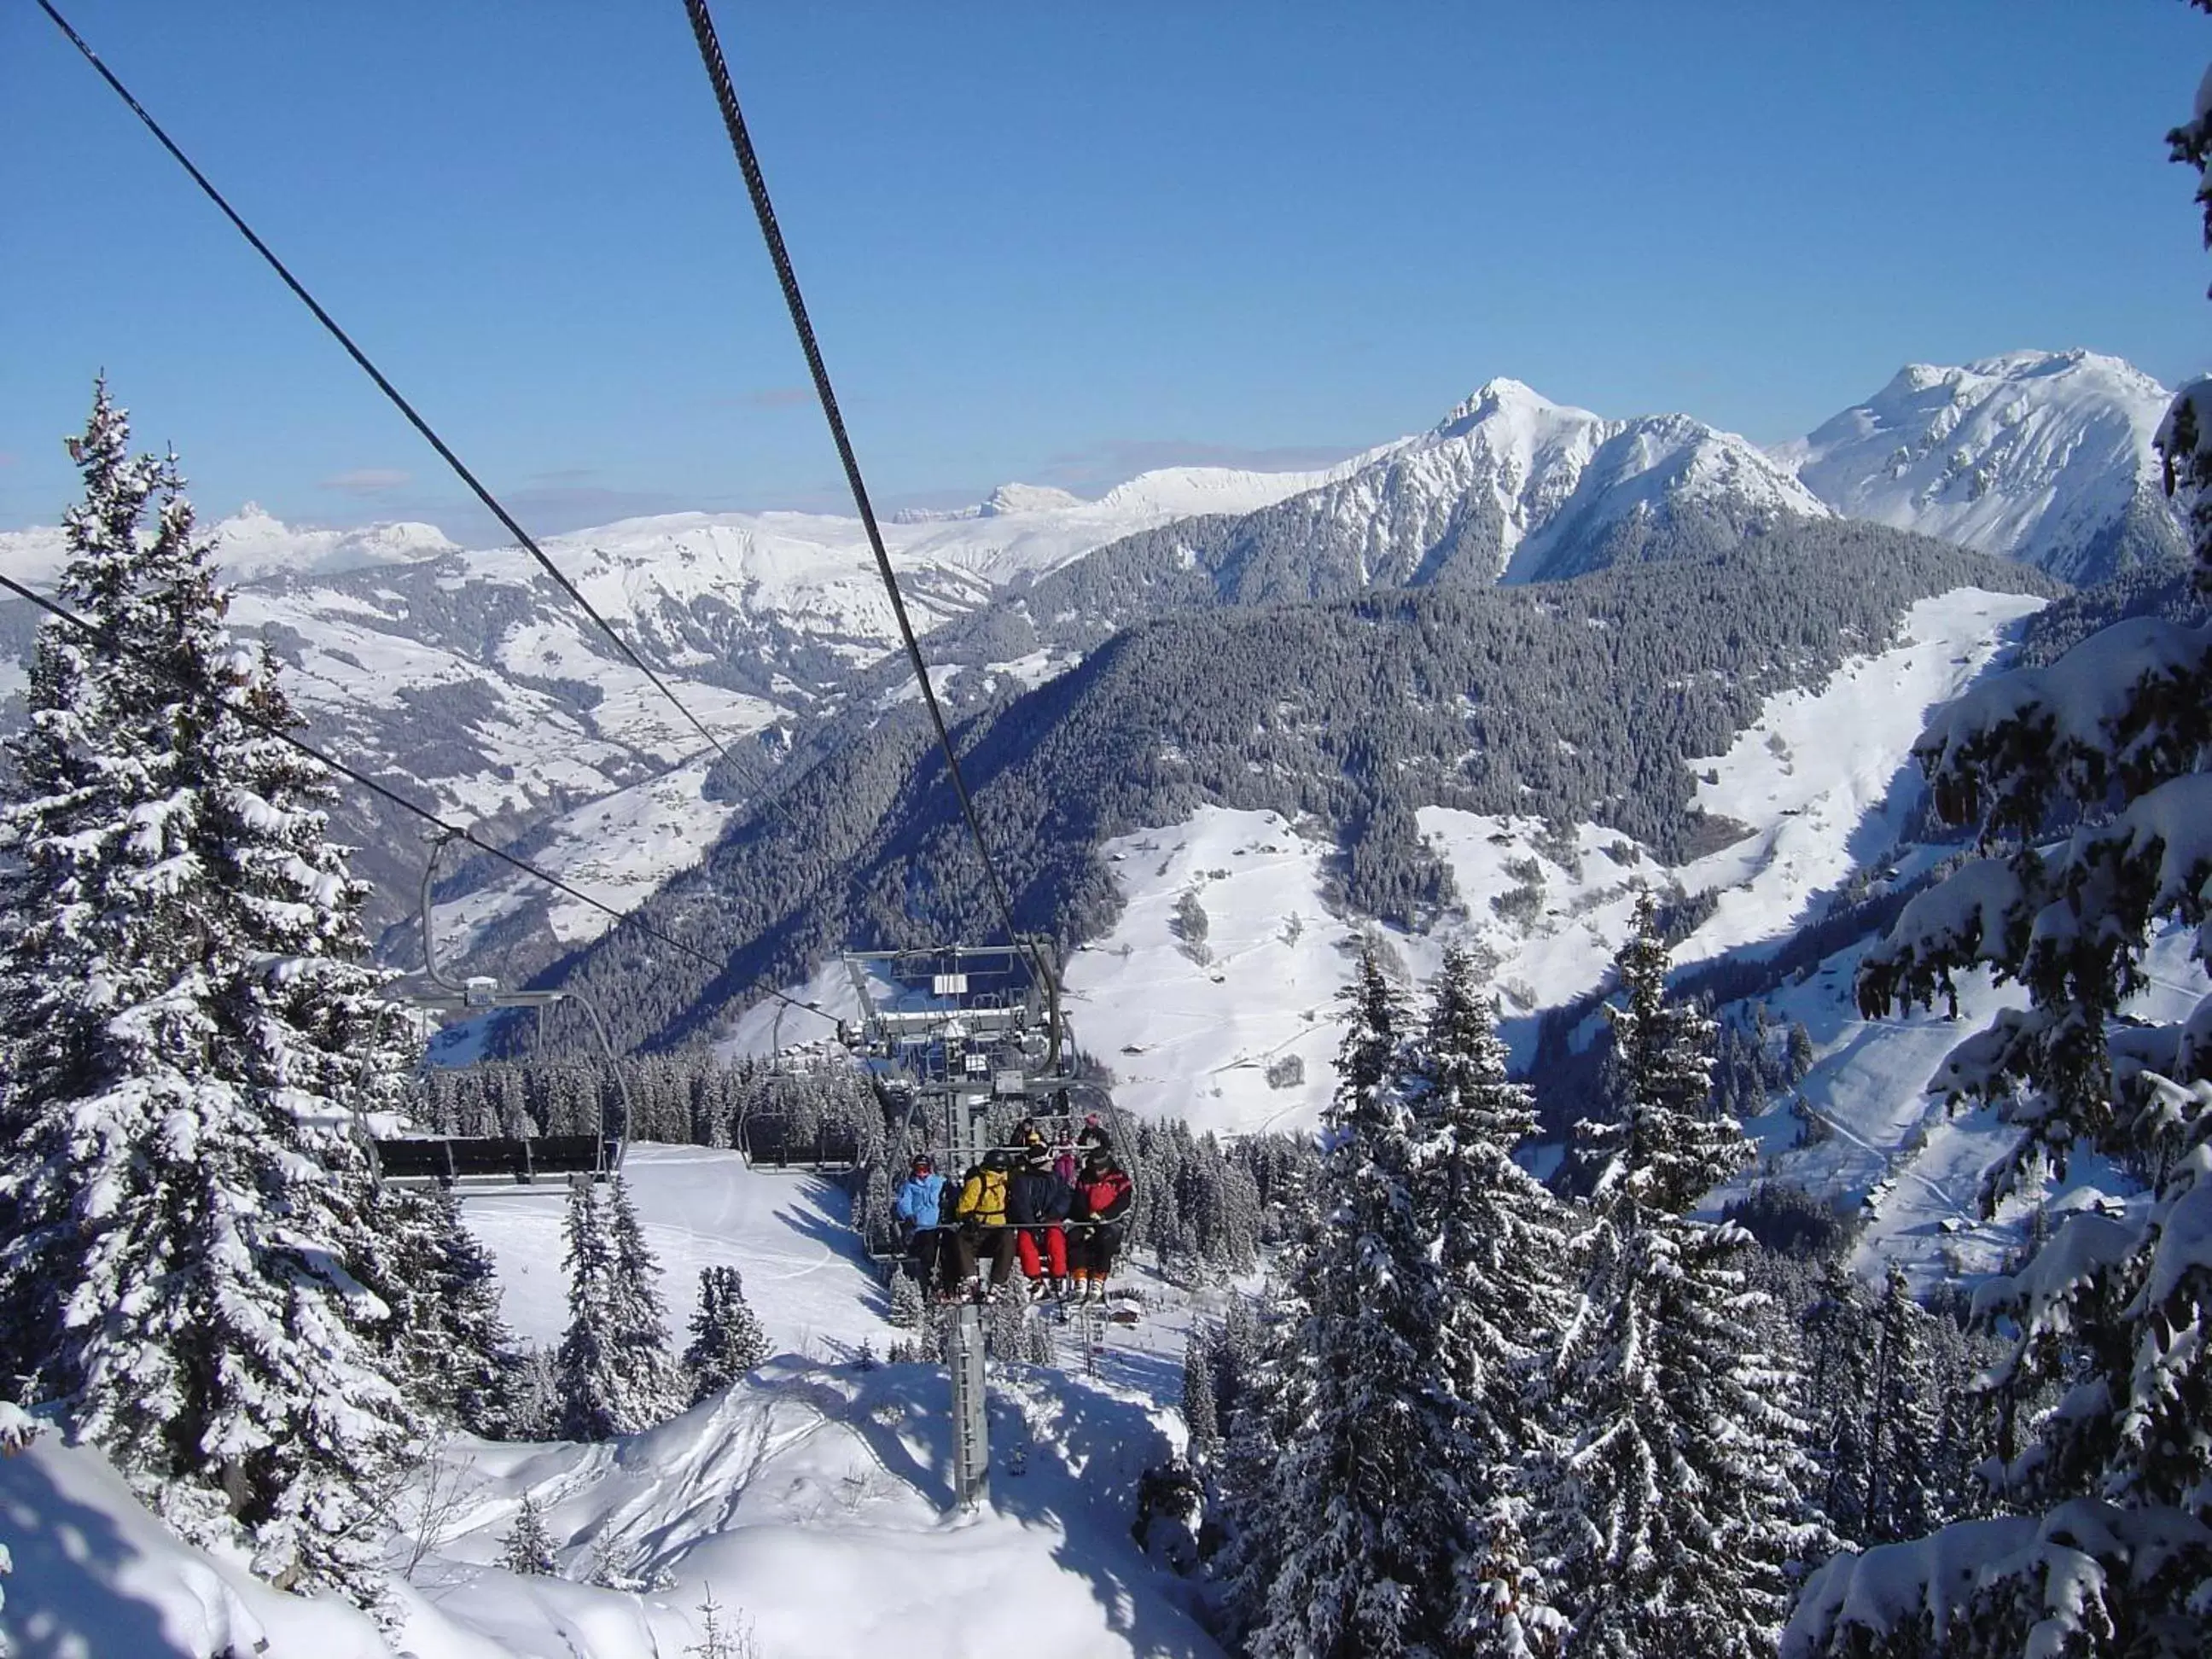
[36,0,738,771]
[0,568,831,1027]
[678,0,1063,1060]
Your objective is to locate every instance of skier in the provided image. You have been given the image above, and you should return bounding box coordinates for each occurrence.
[892,1154,952,1294]
[951,1147,1017,1300]
[1068,1145,1134,1301]
[1074,1112,1111,1159]
[1008,1143,1074,1297]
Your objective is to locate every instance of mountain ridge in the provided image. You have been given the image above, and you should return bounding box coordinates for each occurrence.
[539,524,2056,1056]
[0,349,2179,961]
[1781,347,2183,581]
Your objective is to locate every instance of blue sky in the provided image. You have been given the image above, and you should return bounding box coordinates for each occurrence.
[4,2,2208,541]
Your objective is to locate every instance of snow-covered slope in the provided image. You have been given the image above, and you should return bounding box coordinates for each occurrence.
[0,457,1363,951]
[1048,582,2180,1291]
[0,1149,1223,1659]
[1703,917,2199,1295]
[1053,587,2044,1143]
[1784,350,2185,583]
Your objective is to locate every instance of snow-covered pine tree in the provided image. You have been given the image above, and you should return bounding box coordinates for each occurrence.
[684,1265,771,1403]
[1215,981,1377,1649]
[0,387,420,1604]
[1022,1315,1057,1367]
[585,1536,642,1592]
[366,1184,520,1437]
[1212,1292,1262,1429]
[1543,894,1823,1659]
[854,1163,895,1257]
[1802,1266,1877,1546]
[1919,1295,1999,1529]
[503,1346,560,1441]
[987,1279,1031,1364]
[886,1265,927,1330]
[602,1174,683,1425]
[0,1404,36,1650]
[556,1177,622,1440]
[1336,940,1410,1109]
[1787,1021,1818,1084]
[1409,944,1575,1656]
[499,1493,558,1576]
[1234,946,1469,1659]
[1586,891,1736,1212]
[1864,1266,1940,1547]
[1214,1289,1301,1625]
[1792,30,2212,1649]
[1180,1325,1222,1465]
[685,1586,759,1659]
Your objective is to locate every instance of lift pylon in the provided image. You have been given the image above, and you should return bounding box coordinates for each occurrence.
[946,1302,992,1509]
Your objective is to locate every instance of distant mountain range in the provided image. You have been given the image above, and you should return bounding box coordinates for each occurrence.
[0,349,2183,965]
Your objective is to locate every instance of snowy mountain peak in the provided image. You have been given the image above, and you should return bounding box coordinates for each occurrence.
[1432,376,1573,435]
[1874,349,2163,410]
[1790,350,2183,581]
[0,504,461,588]
[977,481,1087,517]
[1284,376,1829,586]
[212,505,458,579]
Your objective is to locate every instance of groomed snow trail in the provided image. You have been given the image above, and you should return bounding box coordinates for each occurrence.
[463,1144,891,1363]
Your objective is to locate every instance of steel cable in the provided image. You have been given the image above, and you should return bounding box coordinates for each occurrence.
[0,567,831,1026]
[678,0,1063,1058]
[36,0,736,771]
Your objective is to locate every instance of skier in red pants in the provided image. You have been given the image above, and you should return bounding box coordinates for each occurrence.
[1007,1144,1072,1296]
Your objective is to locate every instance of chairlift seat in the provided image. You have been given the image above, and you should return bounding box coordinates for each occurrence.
[372,1133,618,1190]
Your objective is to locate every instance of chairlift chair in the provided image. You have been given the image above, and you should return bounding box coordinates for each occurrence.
[370,831,632,1195]
[841,944,1135,1265]
[733,1078,866,1172]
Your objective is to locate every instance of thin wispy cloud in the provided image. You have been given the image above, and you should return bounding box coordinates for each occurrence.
[317,467,411,497]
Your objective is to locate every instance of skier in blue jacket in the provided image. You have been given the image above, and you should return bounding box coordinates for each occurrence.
[894,1155,952,1293]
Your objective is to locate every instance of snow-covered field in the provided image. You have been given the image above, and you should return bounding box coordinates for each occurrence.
[0,1149,1225,1659]
[1065,807,1371,1137]
[467,1145,889,1359]
[438,760,742,954]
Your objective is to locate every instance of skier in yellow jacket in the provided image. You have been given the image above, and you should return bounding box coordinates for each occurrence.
[948,1147,1017,1301]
